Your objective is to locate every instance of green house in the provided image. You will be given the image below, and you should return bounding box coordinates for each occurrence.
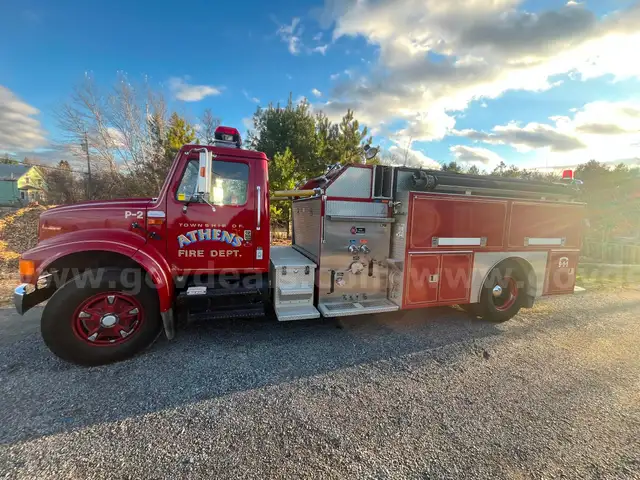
[0,165,46,206]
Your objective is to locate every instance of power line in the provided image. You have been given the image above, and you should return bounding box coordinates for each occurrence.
[0,158,89,175]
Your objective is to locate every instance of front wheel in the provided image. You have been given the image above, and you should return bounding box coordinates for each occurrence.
[478,263,526,323]
[41,269,161,366]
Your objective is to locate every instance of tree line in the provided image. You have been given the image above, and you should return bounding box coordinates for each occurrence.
[7,75,637,242]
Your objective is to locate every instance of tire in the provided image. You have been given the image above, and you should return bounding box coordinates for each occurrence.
[41,268,161,366]
[478,262,526,323]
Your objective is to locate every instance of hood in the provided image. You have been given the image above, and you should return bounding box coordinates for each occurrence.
[39,198,153,242]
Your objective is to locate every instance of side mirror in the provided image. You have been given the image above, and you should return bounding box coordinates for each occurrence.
[197,150,213,198]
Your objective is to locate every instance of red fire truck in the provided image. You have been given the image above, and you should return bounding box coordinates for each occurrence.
[14,126,585,365]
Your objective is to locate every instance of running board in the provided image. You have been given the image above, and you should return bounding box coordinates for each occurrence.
[318,298,399,318]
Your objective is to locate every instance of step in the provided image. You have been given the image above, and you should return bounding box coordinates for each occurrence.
[278,286,314,296]
[318,298,399,318]
[188,304,266,322]
[275,305,320,322]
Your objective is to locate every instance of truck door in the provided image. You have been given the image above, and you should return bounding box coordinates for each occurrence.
[166,156,257,274]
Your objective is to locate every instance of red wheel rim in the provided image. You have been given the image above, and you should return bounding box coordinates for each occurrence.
[72,292,144,347]
[494,276,518,312]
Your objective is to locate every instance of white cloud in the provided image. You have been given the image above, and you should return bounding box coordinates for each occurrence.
[392,110,457,144]
[387,145,442,169]
[0,85,47,152]
[277,18,331,55]
[242,90,260,104]
[277,17,303,54]
[168,77,221,102]
[317,0,640,151]
[450,145,505,169]
[454,122,586,152]
[242,117,253,131]
[311,88,323,98]
[106,127,126,149]
[312,44,329,55]
[330,73,341,81]
[456,100,640,168]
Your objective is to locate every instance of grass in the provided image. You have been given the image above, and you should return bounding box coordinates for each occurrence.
[576,263,640,290]
[0,270,19,307]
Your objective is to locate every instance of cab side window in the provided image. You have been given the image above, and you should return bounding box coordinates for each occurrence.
[176,160,249,206]
[211,161,249,206]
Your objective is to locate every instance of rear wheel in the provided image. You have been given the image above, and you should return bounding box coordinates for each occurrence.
[41,269,161,366]
[478,263,526,323]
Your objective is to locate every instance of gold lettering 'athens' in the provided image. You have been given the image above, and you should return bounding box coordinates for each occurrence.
[178,229,243,248]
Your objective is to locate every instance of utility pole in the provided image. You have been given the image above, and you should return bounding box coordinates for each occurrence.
[83,131,92,199]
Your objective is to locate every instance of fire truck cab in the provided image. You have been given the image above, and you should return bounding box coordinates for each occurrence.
[14,126,585,366]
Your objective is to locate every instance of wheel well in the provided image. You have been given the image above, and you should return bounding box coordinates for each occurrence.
[496,257,537,298]
[46,251,147,285]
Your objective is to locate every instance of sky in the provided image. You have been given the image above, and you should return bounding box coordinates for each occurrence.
[1,0,640,172]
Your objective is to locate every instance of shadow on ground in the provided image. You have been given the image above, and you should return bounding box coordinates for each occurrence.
[0,306,503,444]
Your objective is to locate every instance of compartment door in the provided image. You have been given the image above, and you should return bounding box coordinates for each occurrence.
[439,254,473,303]
[405,254,441,306]
[544,252,579,295]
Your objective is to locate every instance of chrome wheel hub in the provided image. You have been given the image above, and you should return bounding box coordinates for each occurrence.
[492,285,503,298]
[100,314,118,328]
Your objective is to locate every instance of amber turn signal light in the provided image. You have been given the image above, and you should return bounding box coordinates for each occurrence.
[19,259,35,279]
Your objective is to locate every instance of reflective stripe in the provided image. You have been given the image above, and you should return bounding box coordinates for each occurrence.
[436,237,482,246]
[525,237,564,246]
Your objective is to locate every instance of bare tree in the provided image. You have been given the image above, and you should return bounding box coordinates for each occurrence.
[56,74,169,194]
[201,108,220,145]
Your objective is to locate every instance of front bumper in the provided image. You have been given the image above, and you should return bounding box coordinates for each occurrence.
[14,275,56,315]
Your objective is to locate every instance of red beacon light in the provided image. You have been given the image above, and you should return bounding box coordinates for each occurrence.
[560,169,583,185]
[214,126,242,148]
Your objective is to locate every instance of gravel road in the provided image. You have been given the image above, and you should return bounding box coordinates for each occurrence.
[1,290,639,479]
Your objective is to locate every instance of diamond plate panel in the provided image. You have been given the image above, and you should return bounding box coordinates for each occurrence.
[292,198,322,261]
[325,201,388,217]
[390,191,410,260]
[273,268,314,304]
[269,247,317,317]
[318,298,399,317]
[326,166,372,198]
[387,263,404,307]
[275,305,321,322]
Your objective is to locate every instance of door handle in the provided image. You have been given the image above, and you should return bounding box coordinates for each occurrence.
[256,186,261,231]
